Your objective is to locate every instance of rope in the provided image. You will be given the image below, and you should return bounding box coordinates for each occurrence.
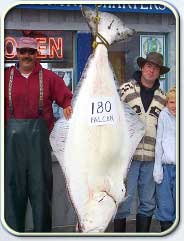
[92,5,110,49]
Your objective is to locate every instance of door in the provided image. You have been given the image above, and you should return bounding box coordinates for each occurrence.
[109,51,125,86]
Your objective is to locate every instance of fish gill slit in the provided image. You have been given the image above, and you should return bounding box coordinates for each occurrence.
[98,195,106,203]
[98,191,117,207]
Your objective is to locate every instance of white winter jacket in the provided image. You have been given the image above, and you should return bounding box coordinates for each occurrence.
[153,107,176,184]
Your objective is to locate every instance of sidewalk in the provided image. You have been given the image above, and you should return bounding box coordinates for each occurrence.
[51,219,161,233]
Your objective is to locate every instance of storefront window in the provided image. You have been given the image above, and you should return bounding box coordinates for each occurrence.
[5,30,74,67]
[109,32,167,89]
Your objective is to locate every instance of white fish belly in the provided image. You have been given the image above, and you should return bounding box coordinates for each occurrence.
[63,47,130,227]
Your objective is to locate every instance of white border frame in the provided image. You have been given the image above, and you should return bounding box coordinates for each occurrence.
[0,0,179,237]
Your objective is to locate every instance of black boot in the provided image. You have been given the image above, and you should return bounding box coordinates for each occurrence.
[136,214,152,232]
[160,221,173,232]
[114,218,126,232]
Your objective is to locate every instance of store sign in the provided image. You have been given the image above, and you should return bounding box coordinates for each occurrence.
[16,4,172,14]
[5,36,63,59]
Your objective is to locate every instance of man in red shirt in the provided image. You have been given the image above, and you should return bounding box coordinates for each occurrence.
[4,37,73,232]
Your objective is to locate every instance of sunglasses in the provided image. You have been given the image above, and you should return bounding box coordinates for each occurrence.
[17,48,37,55]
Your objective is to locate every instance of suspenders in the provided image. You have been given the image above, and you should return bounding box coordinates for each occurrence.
[8,68,44,117]
[8,68,14,117]
[38,69,43,116]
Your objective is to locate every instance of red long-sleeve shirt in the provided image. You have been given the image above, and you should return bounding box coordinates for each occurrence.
[5,62,73,133]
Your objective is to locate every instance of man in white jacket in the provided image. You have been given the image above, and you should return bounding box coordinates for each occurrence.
[153,87,176,232]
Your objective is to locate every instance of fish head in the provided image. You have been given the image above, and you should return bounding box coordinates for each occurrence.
[82,6,135,45]
[80,192,117,232]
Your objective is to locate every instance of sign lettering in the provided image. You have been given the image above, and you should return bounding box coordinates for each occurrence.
[88,97,118,126]
[5,36,63,60]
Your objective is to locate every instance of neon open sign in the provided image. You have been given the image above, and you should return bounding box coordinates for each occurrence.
[5,37,63,59]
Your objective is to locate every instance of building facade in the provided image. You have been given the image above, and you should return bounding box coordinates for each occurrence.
[5,4,177,90]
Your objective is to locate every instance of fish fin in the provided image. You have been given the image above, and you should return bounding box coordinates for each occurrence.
[49,117,69,165]
[123,101,145,163]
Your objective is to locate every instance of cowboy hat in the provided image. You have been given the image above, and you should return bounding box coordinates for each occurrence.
[137,52,170,75]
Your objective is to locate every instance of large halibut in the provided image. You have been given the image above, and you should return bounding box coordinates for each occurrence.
[50,7,144,233]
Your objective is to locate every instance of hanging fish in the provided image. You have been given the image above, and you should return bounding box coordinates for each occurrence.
[50,6,144,233]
